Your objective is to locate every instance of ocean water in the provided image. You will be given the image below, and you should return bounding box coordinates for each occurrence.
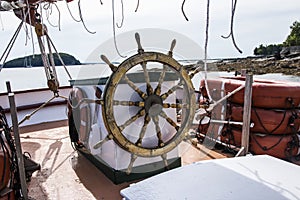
[0,64,300,93]
[0,63,111,93]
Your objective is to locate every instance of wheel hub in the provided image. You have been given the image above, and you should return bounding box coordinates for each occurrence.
[144,94,163,117]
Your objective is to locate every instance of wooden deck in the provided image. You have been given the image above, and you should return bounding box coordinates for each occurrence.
[19,120,232,200]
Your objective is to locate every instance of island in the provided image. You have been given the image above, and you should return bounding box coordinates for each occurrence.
[2,53,81,68]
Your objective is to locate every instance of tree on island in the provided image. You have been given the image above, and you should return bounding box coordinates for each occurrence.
[283,21,300,46]
[254,21,300,56]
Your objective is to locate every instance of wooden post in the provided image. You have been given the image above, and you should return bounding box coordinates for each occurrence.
[240,74,253,156]
[6,81,28,200]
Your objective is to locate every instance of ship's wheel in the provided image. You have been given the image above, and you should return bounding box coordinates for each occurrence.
[94,33,196,173]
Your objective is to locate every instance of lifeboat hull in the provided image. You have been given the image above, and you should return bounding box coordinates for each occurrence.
[200,78,300,109]
[228,104,300,134]
[220,127,300,159]
[250,133,300,159]
[221,127,242,147]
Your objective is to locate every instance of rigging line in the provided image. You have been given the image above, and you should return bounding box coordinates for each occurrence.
[25,0,36,57]
[99,0,103,5]
[45,33,73,79]
[203,0,212,102]
[112,0,126,58]
[134,0,139,12]
[181,0,189,21]
[20,6,32,45]
[0,21,23,68]
[116,0,124,28]
[65,0,81,22]
[78,0,96,34]
[221,0,242,54]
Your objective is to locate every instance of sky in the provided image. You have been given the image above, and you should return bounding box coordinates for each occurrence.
[0,0,300,63]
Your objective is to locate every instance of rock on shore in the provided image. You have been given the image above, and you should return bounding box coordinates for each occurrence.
[215,53,300,76]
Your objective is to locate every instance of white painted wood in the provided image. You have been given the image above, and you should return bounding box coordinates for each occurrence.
[121,155,300,200]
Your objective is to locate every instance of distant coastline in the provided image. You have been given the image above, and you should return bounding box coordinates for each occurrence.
[2,53,81,68]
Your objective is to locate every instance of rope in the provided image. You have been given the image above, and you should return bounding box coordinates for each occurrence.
[253,107,287,134]
[68,97,103,110]
[21,9,30,46]
[134,0,140,12]
[181,0,189,21]
[78,0,96,34]
[202,0,212,102]
[112,0,126,58]
[116,0,124,28]
[44,2,61,31]
[18,96,55,126]
[251,134,284,151]
[285,134,299,158]
[45,33,72,80]
[16,94,68,126]
[25,1,36,58]
[37,34,52,80]
[221,0,242,54]
[222,126,239,153]
[65,0,81,22]
[45,33,60,93]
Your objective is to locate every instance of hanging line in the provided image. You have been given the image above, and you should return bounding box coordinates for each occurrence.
[45,32,73,80]
[78,0,96,34]
[25,0,36,57]
[134,0,140,12]
[203,0,213,102]
[112,0,126,58]
[44,2,61,31]
[181,0,189,21]
[21,5,33,46]
[221,0,242,54]
[116,0,124,28]
[65,0,81,22]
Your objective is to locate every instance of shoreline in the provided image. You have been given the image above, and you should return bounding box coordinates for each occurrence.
[215,54,300,76]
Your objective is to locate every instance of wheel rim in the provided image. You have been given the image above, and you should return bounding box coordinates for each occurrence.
[102,51,196,157]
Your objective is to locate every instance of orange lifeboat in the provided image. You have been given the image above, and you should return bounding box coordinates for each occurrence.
[228,104,300,135]
[220,127,300,159]
[221,126,242,147]
[250,133,300,159]
[200,77,300,109]
[199,76,300,160]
